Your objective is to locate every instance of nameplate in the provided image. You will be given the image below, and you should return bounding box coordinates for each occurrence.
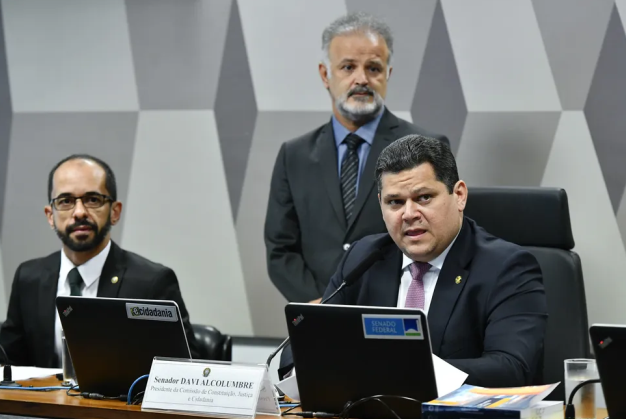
[141,358,280,418]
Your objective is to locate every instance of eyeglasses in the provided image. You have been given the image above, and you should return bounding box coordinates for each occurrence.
[50,193,113,211]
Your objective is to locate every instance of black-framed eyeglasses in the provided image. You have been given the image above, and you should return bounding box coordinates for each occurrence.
[50,193,113,211]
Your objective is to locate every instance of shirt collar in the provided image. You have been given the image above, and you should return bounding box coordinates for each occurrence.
[332,107,385,147]
[401,226,461,271]
[59,240,112,288]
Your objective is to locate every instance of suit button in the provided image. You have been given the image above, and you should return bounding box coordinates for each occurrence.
[343,243,350,251]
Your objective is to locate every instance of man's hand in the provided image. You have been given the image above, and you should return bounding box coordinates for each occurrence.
[309,298,322,304]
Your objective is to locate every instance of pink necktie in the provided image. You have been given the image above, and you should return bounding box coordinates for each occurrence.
[405,262,430,309]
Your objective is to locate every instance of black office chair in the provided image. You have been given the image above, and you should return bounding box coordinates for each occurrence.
[192,324,233,362]
[464,186,589,401]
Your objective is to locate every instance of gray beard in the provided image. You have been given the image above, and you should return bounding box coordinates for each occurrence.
[336,93,384,124]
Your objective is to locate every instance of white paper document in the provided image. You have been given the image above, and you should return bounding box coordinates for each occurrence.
[9,367,62,381]
[276,355,467,402]
[276,372,299,401]
[432,354,468,397]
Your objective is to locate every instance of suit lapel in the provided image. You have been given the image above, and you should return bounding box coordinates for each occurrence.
[314,122,346,228]
[38,254,60,366]
[427,219,474,355]
[97,241,127,298]
[367,244,403,307]
[345,109,399,235]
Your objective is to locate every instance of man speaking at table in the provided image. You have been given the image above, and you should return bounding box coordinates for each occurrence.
[0,154,199,367]
[280,135,548,387]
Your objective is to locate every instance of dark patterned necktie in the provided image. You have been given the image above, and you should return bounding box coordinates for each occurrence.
[405,262,431,309]
[68,267,84,296]
[340,134,364,222]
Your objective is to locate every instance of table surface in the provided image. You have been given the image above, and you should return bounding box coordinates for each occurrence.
[0,376,610,419]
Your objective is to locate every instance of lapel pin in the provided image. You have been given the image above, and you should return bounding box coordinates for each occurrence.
[455,276,462,284]
[111,276,119,284]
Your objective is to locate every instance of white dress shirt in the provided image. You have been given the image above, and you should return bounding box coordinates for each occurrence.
[396,231,459,314]
[54,240,111,358]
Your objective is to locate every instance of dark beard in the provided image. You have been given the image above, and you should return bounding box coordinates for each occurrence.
[55,216,112,252]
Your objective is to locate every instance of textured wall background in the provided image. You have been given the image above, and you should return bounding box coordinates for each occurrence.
[0,0,624,338]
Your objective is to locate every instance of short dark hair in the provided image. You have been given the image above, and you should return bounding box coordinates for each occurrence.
[48,154,117,202]
[375,135,459,194]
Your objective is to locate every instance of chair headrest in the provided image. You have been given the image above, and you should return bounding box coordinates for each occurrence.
[464,187,575,250]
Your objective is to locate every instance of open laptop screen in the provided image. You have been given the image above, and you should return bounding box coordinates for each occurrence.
[286,303,437,419]
[57,296,191,397]
[589,324,626,419]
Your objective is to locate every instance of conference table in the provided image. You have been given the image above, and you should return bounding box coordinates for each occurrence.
[0,376,609,419]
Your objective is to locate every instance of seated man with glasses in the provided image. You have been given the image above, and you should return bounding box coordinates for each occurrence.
[0,154,199,367]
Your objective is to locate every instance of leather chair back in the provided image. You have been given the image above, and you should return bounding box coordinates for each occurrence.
[192,324,232,361]
[464,186,589,400]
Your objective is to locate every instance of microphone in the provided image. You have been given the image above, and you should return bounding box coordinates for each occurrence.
[0,344,8,366]
[0,344,20,387]
[265,235,393,369]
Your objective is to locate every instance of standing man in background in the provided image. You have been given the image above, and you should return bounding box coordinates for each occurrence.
[265,12,449,302]
[0,154,199,367]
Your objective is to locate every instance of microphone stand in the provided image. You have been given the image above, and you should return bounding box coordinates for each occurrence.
[0,345,20,387]
[264,236,392,372]
[264,282,349,368]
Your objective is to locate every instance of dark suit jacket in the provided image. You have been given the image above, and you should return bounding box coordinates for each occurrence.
[0,241,199,367]
[265,108,449,302]
[279,217,548,388]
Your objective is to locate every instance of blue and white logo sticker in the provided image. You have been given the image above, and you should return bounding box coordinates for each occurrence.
[362,314,424,340]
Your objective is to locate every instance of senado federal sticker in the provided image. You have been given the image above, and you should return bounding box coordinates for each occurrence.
[126,303,178,322]
[362,314,424,340]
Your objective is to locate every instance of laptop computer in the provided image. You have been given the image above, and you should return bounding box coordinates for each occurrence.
[285,303,438,419]
[589,324,626,419]
[56,296,192,397]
